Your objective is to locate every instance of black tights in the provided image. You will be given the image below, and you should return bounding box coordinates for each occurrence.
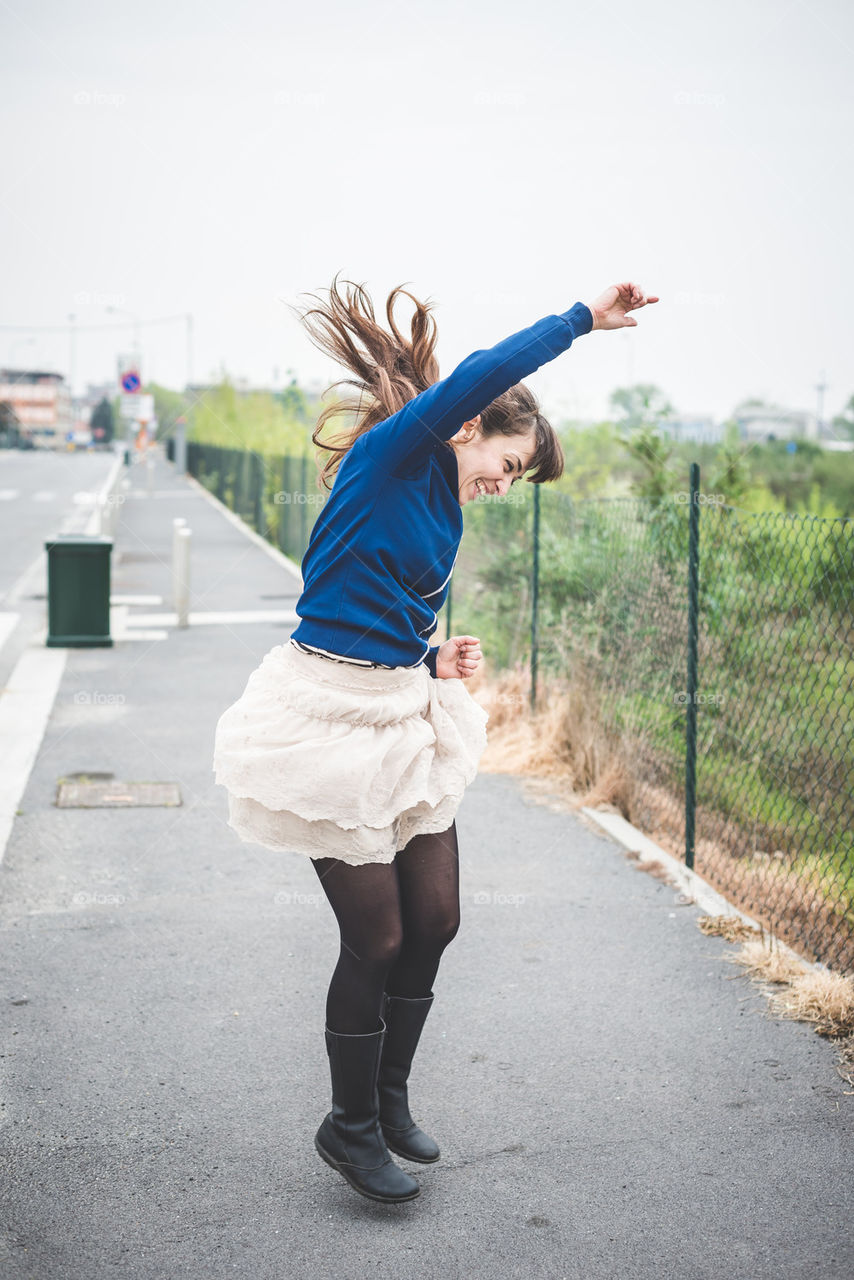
[311,822,460,1035]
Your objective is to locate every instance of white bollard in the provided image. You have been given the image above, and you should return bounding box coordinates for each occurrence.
[175,527,191,628]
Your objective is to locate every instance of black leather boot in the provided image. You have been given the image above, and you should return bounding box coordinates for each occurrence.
[314,1019,420,1203]
[378,993,441,1164]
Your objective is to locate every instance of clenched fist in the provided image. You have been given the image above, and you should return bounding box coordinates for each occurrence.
[436,635,482,680]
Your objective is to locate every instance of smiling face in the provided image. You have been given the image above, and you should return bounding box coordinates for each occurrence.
[448,416,536,506]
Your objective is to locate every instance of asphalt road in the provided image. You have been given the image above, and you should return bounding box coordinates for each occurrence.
[0,448,119,693]
[0,448,116,597]
[0,452,851,1280]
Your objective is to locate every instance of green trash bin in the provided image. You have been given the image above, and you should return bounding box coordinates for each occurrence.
[44,534,113,648]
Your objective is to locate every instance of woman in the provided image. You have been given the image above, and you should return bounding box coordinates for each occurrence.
[213,277,658,1204]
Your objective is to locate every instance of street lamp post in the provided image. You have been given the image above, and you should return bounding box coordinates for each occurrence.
[186,313,194,391]
[105,305,141,359]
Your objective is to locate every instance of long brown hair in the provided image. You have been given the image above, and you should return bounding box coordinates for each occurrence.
[294,273,565,490]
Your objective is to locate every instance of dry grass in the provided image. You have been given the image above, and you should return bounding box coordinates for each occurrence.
[767,968,854,1039]
[698,915,762,943]
[725,936,808,985]
[721,935,854,1091]
[472,661,635,813]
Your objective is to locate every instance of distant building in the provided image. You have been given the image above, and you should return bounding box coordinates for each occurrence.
[0,369,71,447]
[735,408,819,442]
[83,381,117,407]
[659,416,724,444]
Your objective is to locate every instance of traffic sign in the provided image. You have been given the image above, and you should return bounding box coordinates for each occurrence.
[121,370,141,394]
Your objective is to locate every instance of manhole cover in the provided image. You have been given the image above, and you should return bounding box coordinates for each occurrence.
[56,781,182,808]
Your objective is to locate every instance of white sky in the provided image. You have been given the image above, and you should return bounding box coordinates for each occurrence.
[1,0,852,424]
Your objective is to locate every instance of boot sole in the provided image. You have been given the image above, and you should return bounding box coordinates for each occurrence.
[314,1134,420,1203]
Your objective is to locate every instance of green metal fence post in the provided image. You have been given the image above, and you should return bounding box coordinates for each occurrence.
[530,482,541,713]
[685,462,700,869]
[216,446,226,502]
[253,452,264,532]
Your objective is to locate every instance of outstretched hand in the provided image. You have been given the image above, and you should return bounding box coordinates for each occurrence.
[436,635,482,680]
[588,282,659,330]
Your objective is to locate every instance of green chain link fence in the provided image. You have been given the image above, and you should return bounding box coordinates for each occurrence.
[186,441,854,973]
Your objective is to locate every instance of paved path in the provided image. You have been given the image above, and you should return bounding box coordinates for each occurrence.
[0,452,850,1279]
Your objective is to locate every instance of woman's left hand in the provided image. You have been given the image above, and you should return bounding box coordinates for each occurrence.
[436,635,482,680]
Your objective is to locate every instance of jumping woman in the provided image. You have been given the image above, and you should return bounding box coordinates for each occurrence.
[213,277,659,1204]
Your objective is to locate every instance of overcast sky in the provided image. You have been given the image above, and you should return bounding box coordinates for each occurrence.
[1,0,852,426]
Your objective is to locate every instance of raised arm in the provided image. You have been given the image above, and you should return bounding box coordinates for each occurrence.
[360,283,659,477]
[361,302,594,477]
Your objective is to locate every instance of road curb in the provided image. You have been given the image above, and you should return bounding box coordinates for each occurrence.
[581,805,823,974]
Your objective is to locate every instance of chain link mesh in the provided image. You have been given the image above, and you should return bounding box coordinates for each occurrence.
[187,442,853,972]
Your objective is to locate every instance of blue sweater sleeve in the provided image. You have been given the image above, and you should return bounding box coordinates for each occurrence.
[362,302,594,477]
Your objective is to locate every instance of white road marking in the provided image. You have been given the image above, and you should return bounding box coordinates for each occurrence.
[116,608,298,627]
[0,613,20,655]
[0,490,19,500]
[0,646,67,866]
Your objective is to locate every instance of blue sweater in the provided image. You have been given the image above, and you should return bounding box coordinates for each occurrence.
[290,301,594,676]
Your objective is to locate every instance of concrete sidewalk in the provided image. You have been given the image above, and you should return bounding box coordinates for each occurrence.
[0,452,851,1280]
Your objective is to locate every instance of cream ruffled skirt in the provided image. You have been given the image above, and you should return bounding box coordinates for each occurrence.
[212,638,489,866]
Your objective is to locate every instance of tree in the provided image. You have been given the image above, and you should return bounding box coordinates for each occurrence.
[609,383,674,431]
[619,423,675,504]
[0,401,21,448]
[706,424,752,506]
[147,382,190,442]
[609,384,677,506]
[831,394,854,442]
[90,397,114,445]
[278,380,310,421]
